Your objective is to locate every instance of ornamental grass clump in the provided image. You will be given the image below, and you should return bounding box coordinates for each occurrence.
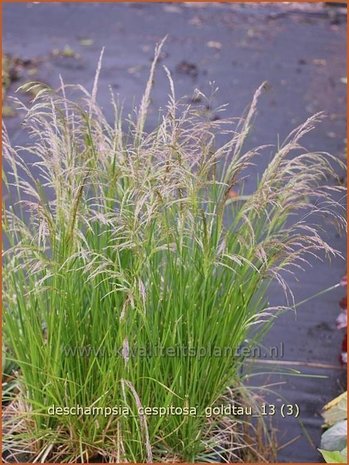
[2,42,346,462]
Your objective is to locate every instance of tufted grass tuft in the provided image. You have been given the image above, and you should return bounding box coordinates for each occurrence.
[2,41,346,462]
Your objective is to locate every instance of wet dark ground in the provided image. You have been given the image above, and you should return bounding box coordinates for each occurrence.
[3,2,347,462]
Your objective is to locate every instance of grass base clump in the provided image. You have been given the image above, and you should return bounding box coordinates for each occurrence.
[3,42,345,462]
